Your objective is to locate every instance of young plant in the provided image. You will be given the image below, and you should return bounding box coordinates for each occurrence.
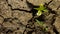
[35,19,48,31]
[35,4,49,31]
[34,4,48,16]
[35,19,44,26]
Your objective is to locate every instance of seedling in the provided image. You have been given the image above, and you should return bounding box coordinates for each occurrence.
[35,19,44,26]
[35,19,48,31]
[35,4,48,31]
[34,4,48,16]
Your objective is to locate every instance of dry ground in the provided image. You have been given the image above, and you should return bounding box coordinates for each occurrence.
[0,0,60,34]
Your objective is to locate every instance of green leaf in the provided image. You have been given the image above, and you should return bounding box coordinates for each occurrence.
[37,10,42,16]
[39,4,46,10]
[43,9,48,12]
[35,19,44,26]
[34,8,40,10]
[40,6,45,10]
[39,4,44,7]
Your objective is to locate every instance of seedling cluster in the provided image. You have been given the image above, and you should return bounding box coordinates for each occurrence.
[34,4,48,31]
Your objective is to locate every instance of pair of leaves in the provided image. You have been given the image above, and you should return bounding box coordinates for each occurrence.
[34,4,48,16]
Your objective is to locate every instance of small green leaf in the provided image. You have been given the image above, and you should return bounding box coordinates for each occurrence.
[39,4,46,10]
[39,4,44,7]
[37,10,42,16]
[43,9,48,12]
[40,6,46,10]
[34,8,40,10]
[35,19,44,26]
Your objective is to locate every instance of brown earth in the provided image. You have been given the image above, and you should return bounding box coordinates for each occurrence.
[0,0,60,34]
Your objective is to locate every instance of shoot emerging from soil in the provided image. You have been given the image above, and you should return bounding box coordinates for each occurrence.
[34,4,48,16]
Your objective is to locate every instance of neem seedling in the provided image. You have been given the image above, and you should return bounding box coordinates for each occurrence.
[34,4,48,16]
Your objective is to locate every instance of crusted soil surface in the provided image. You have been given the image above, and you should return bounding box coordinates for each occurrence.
[0,0,60,34]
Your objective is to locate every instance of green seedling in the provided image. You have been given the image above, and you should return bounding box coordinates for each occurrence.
[34,4,48,16]
[35,19,48,31]
[35,19,44,26]
[35,4,48,31]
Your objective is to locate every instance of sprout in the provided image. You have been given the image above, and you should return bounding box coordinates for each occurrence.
[35,19,44,26]
[35,19,48,31]
[34,4,48,16]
